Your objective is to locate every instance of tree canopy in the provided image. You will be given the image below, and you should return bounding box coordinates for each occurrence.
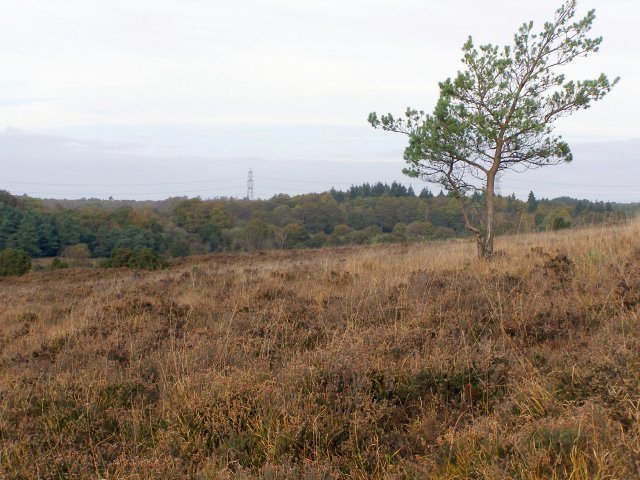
[0,187,633,263]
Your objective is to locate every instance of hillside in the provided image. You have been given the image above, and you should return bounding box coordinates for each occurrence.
[1,222,640,478]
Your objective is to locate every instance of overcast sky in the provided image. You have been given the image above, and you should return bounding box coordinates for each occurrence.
[0,0,638,201]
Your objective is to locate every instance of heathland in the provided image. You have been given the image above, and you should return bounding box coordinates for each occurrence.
[1,220,640,478]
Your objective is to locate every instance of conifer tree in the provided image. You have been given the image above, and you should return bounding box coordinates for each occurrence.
[527,191,538,213]
[369,1,618,257]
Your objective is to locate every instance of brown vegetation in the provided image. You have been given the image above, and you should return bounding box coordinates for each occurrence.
[1,221,640,479]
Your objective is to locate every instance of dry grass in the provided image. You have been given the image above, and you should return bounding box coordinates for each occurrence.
[1,221,640,479]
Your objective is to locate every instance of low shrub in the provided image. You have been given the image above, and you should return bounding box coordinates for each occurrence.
[0,248,31,276]
[101,248,168,271]
[51,257,69,270]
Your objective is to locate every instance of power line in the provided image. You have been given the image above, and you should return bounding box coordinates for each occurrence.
[4,175,640,201]
[0,177,244,187]
[256,183,325,193]
[258,176,354,185]
[8,185,247,198]
[2,174,639,190]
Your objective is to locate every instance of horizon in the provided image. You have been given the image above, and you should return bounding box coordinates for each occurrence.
[10,170,640,206]
[1,0,638,201]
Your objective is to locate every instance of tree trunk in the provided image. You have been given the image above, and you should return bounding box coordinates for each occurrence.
[476,234,486,258]
[478,172,496,259]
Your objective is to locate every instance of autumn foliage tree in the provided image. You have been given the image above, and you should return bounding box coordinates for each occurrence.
[369,1,618,258]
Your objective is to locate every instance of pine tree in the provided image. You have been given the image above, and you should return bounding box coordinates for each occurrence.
[370,1,617,258]
[527,191,538,213]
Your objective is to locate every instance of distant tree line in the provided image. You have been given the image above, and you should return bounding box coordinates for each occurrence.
[0,187,636,262]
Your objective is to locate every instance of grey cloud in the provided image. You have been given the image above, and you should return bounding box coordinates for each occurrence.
[0,127,147,153]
